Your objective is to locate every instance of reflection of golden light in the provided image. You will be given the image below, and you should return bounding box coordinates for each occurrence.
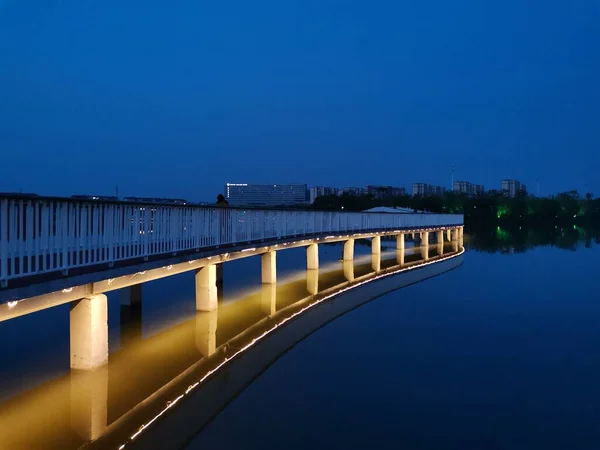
[121,246,465,448]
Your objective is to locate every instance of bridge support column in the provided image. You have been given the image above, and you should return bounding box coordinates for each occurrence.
[343,239,355,261]
[70,294,108,370]
[371,236,381,254]
[452,228,460,241]
[306,269,319,295]
[371,253,381,272]
[436,230,444,244]
[396,234,405,251]
[261,251,277,284]
[195,310,218,357]
[343,260,354,282]
[70,366,108,441]
[195,265,218,312]
[306,244,319,270]
[422,231,430,245]
[260,284,277,315]
[459,226,464,238]
[411,233,415,240]
[447,229,452,241]
[437,241,444,256]
[120,284,142,307]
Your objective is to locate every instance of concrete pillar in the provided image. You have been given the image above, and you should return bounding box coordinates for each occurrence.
[120,284,142,307]
[436,230,444,244]
[261,251,276,284]
[70,294,108,370]
[396,250,405,266]
[371,236,381,254]
[422,231,430,246]
[195,310,218,357]
[343,238,355,261]
[343,260,354,282]
[452,239,459,252]
[437,242,444,256]
[70,366,108,441]
[459,226,464,238]
[306,269,319,295]
[452,228,460,241]
[411,233,415,240]
[260,284,277,315]
[421,245,429,261]
[306,243,319,270]
[396,234,405,251]
[195,265,218,312]
[447,229,452,241]
[371,253,381,272]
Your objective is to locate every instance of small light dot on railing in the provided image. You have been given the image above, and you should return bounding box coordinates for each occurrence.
[7,301,18,308]
[62,288,73,293]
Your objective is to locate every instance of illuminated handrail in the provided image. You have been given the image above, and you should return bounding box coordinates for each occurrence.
[0,196,462,285]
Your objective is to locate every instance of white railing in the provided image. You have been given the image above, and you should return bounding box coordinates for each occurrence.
[0,196,463,284]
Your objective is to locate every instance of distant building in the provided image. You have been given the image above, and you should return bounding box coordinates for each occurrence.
[412,183,446,197]
[501,179,527,197]
[367,185,406,199]
[309,186,367,204]
[225,183,308,206]
[453,181,485,196]
[122,197,188,204]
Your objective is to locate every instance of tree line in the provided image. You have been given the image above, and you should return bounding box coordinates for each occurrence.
[312,190,600,228]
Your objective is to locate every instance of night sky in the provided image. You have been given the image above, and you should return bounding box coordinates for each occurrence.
[1,0,598,201]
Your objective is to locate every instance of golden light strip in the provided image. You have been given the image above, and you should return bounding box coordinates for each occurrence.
[118,247,465,448]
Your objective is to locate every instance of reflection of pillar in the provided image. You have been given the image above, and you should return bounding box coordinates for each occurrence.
[261,251,276,284]
[195,310,218,357]
[306,269,319,295]
[120,284,142,307]
[459,236,464,248]
[260,284,277,315]
[371,236,381,254]
[343,239,355,261]
[307,244,319,270]
[396,234,405,251]
[70,366,108,441]
[195,265,218,311]
[396,249,405,266]
[70,294,108,370]
[343,260,354,281]
[371,253,381,272]
[120,303,142,348]
[436,230,443,244]
[437,242,444,256]
[420,245,429,261]
[447,229,451,241]
[452,239,459,252]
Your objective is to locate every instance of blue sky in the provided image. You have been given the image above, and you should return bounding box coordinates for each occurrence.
[1,0,599,201]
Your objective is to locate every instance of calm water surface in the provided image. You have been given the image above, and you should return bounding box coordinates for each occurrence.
[189,233,600,450]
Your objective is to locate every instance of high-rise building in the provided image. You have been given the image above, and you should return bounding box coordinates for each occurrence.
[412,183,446,197]
[501,179,527,197]
[225,183,308,206]
[453,181,485,196]
[367,185,406,199]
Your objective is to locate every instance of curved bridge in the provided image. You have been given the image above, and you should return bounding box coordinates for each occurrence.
[0,244,464,449]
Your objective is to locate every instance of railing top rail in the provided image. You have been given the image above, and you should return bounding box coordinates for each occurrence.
[0,194,462,216]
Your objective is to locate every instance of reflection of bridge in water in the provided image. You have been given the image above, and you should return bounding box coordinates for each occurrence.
[0,238,464,450]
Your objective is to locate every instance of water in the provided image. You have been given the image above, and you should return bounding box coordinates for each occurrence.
[188,229,600,450]
[0,229,598,449]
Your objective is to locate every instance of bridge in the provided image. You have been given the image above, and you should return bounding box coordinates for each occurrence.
[0,194,462,371]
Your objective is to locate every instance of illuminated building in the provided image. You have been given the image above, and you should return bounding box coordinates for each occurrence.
[225,183,308,206]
